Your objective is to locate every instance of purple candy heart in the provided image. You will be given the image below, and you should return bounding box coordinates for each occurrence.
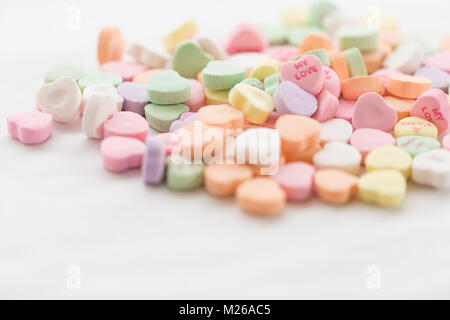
[117,82,149,116]
[414,67,450,93]
[142,137,166,185]
[273,81,318,116]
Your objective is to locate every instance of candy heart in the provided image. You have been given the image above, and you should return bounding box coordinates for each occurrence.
[173,40,213,79]
[396,136,441,157]
[228,83,274,124]
[197,35,226,60]
[352,92,397,132]
[144,103,189,132]
[273,81,318,116]
[350,128,396,160]
[204,164,254,197]
[312,90,338,122]
[314,169,359,205]
[198,104,244,130]
[202,60,246,90]
[335,99,355,123]
[36,76,81,123]
[225,23,269,55]
[365,145,412,179]
[394,117,438,139]
[81,83,123,114]
[313,142,362,175]
[44,64,86,83]
[100,136,145,173]
[169,112,198,132]
[142,137,167,185]
[412,149,450,189]
[249,59,281,81]
[359,170,407,208]
[275,115,321,154]
[127,42,169,69]
[7,112,53,145]
[184,79,205,112]
[78,72,123,91]
[263,73,280,96]
[82,93,118,139]
[166,156,204,191]
[103,111,149,142]
[146,70,191,105]
[116,82,148,116]
[410,89,450,134]
[320,67,340,98]
[272,162,315,202]
[280,54,325,96]
[320,118,353,145]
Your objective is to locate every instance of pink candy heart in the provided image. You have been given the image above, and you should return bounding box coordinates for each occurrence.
[103,111,149,142]
[312,91,338,122]
[320,67,340,98]
[352,92,397,132]
[100,136,146,173]
[410,89,450,133]
[280,54,325,96]
[225,23,268,55]
[7,112,53,145]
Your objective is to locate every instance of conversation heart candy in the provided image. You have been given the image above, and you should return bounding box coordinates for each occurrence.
[117,82,148,115]
[264,73,280,96]
[383,42,424,74]
[198,104,244,130]
[225,23,269,55]
[414,67,450,93]
[272,162,315,202]
[320,67,340,98]
[44,64,86,83]
[103,111,149,142]
[410,89,450,134]
[350,128,396,160]
[273,81,318,116]
[383,96,414,120]
[313,142,362,175]
[204,164,254,197]
[373,68,403,87]
[7,112,53,145]
[396,136,441,157]
[341,76,385,100]
[228,83,274,124]
[163,20,198,52]
[314,169,359,205]
[100,136,145,173]
[365,145,412,179]
[97,26,125,65]
[236,178,286,216]
[292,49,331,67]
[183,79,205,112]
[338,26,379,52]
[127,42,168,69]
[342,47,368,77]
[359,170,406,207]
[320,118,353,145]
[387,74,432,99]
[202,61,246,90]
[101,61,147,82]
[166,156,204,191]
[144,103,189,133]
[173,40,213,79]
[169,112,198,132]
[328,50,349,81]
[142,137,167,185]
[352,92,397,132]
[36,76,81,123]
[394,117,438,139]
[276,115,321,154]
[205,88,230,105]
[197,35,226,60]
[249,59,281,81]
[82,93,118,139]
[79,72,123,91]
[81,83,123,114]
[412,149,450,189]
[146,70,191,105]
[280,54,325,95]
[312,90,338,122]
[335,99,355,123]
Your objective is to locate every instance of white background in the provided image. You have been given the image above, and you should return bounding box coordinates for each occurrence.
[1,0,450,299]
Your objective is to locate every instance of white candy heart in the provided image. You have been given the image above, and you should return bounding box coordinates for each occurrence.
[320,118,353,144]
[82,93,117,139]
[412,149,450,189]
[127,42,168,69]
[36,76,81,123]
[313,142,362,175]
[81,84,123,114]
[197,35,226,60]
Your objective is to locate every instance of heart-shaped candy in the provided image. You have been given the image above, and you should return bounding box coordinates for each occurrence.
[81,83,123,114]
[412,149,450,189]
[7,112,53,145]
[312,90,338,122]
[320,67,340,98]
[273,81,318,116]
[172,40,212,79]
[272,162,315,202]
[142,137,167,185]
[225,23,269,55]
[144,103,189,132]
[116,82,148,116]
[396,136,441,157]
[146,70,191,105]
[359,170,407,207]
[410,89,450,133]
[103,111,149,142]
[314,169,359,205]
[82,93,118,139]
[100,136,145,173]
[169,112,198,132]
[280,54,325,96]
[365,145,412,179]
[202,60,246,90]
[36,76,81,123]
[313,142,362,175]
[352,92,397,132]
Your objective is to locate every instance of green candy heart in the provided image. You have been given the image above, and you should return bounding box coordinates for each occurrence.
[397,136,441,157]
[264,73,280,96]
[44,64,86,83]
[202,60,246,90]
[146,70,191,105]
[291,49,331,67]
[78,72,123,91]
[338,26,379,52]
[173,40,213,79]
[287,26,323,46]
[144,103,189,132]
[342,47,368,77]
[166,156,204,191]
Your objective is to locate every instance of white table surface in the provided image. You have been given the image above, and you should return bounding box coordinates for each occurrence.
[1,0,450,299]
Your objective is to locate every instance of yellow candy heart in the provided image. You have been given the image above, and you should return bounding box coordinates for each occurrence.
[394,117,438,139]
[249,59,281,81]
[163,20,198,52]
[205,88,230,105]
[365,145,412,178]
[359,170,406,207]
[228,83,274,124]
